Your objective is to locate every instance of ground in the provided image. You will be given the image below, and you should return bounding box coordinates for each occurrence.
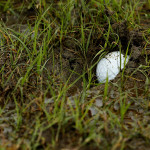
[0,0,150,149]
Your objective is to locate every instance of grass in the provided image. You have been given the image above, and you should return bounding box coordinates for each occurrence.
[0,0,150,149]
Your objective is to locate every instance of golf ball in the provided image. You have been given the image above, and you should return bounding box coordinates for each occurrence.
[96,51,129,83]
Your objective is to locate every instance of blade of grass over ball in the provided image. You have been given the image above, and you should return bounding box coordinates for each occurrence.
[103,74,109,100]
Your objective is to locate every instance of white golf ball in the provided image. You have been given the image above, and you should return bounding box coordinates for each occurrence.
[96,51,129,83]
